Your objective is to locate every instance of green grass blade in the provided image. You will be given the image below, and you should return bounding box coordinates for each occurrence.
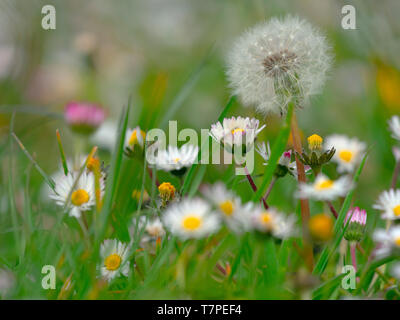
[251,102,294,202]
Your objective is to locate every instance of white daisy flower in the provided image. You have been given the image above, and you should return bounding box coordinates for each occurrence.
[388,115,400,141]
[125,126,146,154]
[392,147,400,162]
[210,116,265,153]
[296,174,353,201]
[50,170,105,218]
[373,189,400,220]
[226,15,331,115]
[325,134,366,173]
[153,144,198,174]
[162,198,220,240]
[201,182,252,233]
[251,206,296,239]
[373,226,400,258]
[100,239,130,282]
[256,142,311,179]
[133,216,166,243]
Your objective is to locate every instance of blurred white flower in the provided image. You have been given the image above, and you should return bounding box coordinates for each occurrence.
[251,206,296,239]
[133,216,166,243]
[325,134,366,173]
[297,174,353,201]
[390,263,400,279]
[392,147,400,162]
[0,269,14,297]
[99,239,130,282]
[201,182,252,233]
[226,15,331,115]
[388,115,400,141]
[162,198,220,240]
[373,189,400,220]
[91,121,118,152]
[373,226,400,258]
[152,144,198,174]
[124,126,146,155]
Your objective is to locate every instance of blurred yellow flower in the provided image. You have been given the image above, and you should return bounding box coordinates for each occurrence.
[377,65,400,111]
[308,214,333,242]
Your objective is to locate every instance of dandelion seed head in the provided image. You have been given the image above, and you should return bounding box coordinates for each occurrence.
[226,15,332,115]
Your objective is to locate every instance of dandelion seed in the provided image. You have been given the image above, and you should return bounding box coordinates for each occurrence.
[99,239,130,282]
[226,15,331,115]
[373,189,400,220]
[162,198,220,240]
[325,134,366,173]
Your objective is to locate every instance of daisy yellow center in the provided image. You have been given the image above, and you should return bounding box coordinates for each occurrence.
[182,215,202,231]
[339,150,353,163]
[315,179,334,190]
[71,189,90,206]
[174,158,181,163]
[104,253,122,271]
[231,128,245,135]
[307,134,323,151]
[260,212,272,225]
[395,237,400,247]
[393,205,400,216]
[128,130,145,146]
[219,200,234,216]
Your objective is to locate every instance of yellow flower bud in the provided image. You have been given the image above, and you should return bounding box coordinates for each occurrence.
[307,134,323,151]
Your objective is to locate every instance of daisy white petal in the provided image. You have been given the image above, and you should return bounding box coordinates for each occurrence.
[373,189,400,220]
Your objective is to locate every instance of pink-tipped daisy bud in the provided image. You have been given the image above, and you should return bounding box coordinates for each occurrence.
[65,102,105,135]
[274,150,292,178]
[344,207,367,242]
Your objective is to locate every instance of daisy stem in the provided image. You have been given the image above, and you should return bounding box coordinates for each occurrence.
[147,167,160,187]
[391,159,400,189]
[291,112,314,271]
[263,176,277,203]
[244,166,269,209]
[326,201,338,219]
[350,242,358,281]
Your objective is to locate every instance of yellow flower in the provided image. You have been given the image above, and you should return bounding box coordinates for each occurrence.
[377,65,400,112]
[158,182,176,202]
[307,134,323,151]
[87,156,100,172]
[308,214,333,242]
[132,189,150,202]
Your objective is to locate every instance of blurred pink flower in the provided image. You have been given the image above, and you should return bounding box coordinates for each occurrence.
[345,207,367,226]
[65,102,106,134]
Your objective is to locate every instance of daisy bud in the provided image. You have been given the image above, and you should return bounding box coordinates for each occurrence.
[65,102,105,135]
[308,214,334,242]
[158,182,176,205]
[132,189,150,203]
[124,127,146,158]
[344,207,367,242]
[307,134,323,152]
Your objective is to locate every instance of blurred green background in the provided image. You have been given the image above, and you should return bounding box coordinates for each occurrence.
[1,0,400,298]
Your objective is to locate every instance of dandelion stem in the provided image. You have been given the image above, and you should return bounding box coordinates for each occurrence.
[244,166,268,209]
[326,201,338,219]
[291,112,314,271]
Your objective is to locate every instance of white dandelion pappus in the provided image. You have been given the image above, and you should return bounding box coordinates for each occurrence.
[153,144,198,173]
[226,15,331,115]
[50,170,105,218]
[296,173,353,201]
[100,239,131,282]
[325,134,366,173]
[201,182,252,233]
[162,198,220,240]
[373,226,400,258]
[373,189,400,220]
[388,115,400,141]
[210,116,265,152]
[251,206,296,239]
